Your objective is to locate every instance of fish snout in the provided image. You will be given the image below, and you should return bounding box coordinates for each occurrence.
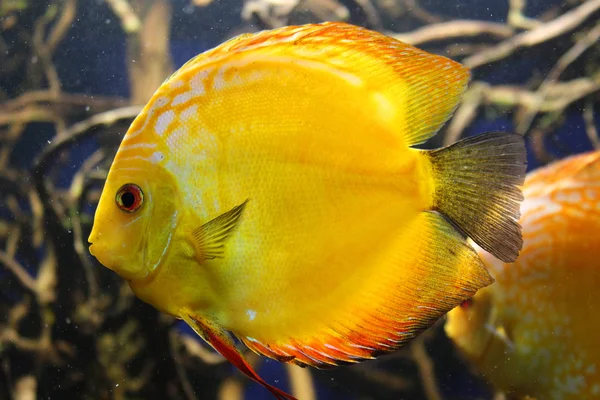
[87,231,100,256]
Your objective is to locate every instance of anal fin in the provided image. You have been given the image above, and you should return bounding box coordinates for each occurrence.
[182,313,297,400]
[240,212,494,369]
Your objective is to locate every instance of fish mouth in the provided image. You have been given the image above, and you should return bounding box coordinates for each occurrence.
[87,229,99,257]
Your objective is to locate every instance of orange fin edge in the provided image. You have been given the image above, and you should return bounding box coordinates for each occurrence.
[182,314,297,400]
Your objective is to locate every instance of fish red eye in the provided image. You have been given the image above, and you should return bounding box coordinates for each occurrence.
[460,298,474,309]
[116,184,143,213]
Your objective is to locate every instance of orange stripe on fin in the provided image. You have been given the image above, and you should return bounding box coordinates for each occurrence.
[182,314,297,400]
[240,212,493,369]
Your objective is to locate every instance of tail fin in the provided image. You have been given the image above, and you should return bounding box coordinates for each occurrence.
[427,132,527,263]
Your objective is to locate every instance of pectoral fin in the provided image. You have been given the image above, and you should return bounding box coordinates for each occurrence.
[189,199,248,262]
[181,313,297,400]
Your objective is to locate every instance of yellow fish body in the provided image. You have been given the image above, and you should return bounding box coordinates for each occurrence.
[88,22,526,399]
[445,150,600,399]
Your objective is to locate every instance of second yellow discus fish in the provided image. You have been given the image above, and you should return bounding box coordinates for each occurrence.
[88,22,526,399]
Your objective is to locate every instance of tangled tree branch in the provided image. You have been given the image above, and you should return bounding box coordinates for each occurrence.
[463,0,600,68]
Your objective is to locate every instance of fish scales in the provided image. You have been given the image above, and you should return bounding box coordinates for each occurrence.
[89,22,526,399]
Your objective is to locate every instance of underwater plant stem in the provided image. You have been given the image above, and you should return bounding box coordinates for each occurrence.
[106,0,142,33]
[516,20,600,133]
[444,75,600,144]
[0,90,127,114]
[31,3,62,96]
[403,0,445,23]
[390,20,514,46]
[354,0,383,30]
[126,0,174,105]
[29,189,45,248]
[412,334,444,400]
[218,378,244,400]
[508,0,541,29]
[464,0,600,68]
[33,106,142,180]
[46,0,77,54]
[30,106,140,244]
[0,106,61,126]
[584,99,600,149]
[179,334,226,365]
[35,246,58,305]
[444,82,485,145]
[0,250,37,295]
[13,375,36,400]
[286,364,316,400]
[169,330,199,400]
[69,150,105,302]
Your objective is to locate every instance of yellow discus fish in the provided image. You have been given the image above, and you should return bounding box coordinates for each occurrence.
[445,150,600,400]
[88,22,526,399]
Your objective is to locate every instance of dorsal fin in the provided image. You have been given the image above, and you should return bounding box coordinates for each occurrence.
[165,22,470,146]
